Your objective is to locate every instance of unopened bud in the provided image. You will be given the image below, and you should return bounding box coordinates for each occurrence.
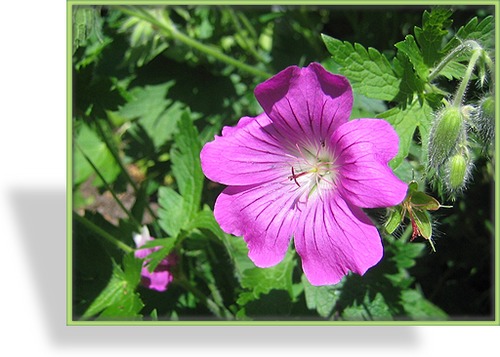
[474,95,495,146]
[446,152,469,193]
[429,106,465,168]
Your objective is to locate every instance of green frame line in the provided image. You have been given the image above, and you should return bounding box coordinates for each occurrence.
[67,0,499,326]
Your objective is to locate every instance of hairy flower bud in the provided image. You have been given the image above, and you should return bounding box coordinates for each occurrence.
[475,95,495,146]
[429,106,465,169]
[445,152,470,194]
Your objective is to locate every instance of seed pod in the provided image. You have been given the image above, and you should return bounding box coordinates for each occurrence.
[446,152,469,192]
[429,106,465,169]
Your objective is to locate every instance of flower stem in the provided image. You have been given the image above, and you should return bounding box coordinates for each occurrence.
[115,6,272,80]
[74,213,134,254]
[75,142,142,230]
[452,48,482,108]
[429,40,482,82]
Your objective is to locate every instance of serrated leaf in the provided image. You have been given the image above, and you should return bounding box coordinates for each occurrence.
[443,15,495,53]
[395,34,429,81]
[390,239,425,270]
[302,274,343,318]
[378,99,432,169]
[158,186,185,237]
[81,255,144,320]
[401,289,448,320]
[170,111,204,220]
[138,237,177,272]
[414,8,453,66]
[321,34,400,101]
[342,292,393,320]
[117,82,181,149]
[237,251,296,305]
[157,112,204,237]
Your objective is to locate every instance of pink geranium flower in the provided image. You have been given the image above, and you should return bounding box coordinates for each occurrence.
[200,63,407,285]
[133,226,176,292]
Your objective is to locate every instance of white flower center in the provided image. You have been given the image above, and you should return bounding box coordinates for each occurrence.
[288,142,338,196]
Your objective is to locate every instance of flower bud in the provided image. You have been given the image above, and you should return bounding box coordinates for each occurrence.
[445,152,470,193]
[480,95,495,119]
[429,106,465,169]
[473,95,495,146]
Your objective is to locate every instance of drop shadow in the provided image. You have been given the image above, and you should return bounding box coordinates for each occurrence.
[10,187,419,349]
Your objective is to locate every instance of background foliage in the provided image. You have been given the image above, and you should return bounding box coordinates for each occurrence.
[71,4,495,322]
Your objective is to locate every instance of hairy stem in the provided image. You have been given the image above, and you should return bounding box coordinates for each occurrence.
[452,49,482,107]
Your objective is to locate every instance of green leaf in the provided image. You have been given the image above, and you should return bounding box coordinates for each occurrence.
[170,111,204,217]
[117,82,182,149]
[302,274,343,318]
[390,239,425,270]
[81,254,144,320]
[414,8,453,66]
[321,34,400,101]
[341,292,393,320]
[378,99,433,169]
[237,250,296,306]
[139,238,177,272]
[401,289,448,320]
[157,187,185,237]
[443,15,495,54]
[74,123,121,186]
[395,35,429,81]
[157,112,204,237]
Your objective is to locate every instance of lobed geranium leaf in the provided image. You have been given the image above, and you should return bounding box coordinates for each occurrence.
[81,254,144,320]
[158,187,185,237]
[170,112,204,218]
[237,251,296,306]
[302,274,343,318]
[401,289,448,320]
[395,34,429,81]
[158,112,204,237]
[378,99,433,169]
[443,15,495,54]
[321,34,400,101]
[414,8,453,66]
[341,292,393,320]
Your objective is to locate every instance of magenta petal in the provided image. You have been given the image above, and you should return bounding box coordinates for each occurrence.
[254,62,353,144]
[141,265,173,292]
[333,119,408,208]
[214,182,300,267]
[294,194,383,286]
[201,113,293,186]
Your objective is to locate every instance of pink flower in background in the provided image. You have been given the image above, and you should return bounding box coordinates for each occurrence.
[133,226,176,292]
[201,62,407,285]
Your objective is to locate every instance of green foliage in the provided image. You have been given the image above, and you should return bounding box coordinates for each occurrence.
[321,35,400,101]
[82,254,144,320]
[71,5,494,323]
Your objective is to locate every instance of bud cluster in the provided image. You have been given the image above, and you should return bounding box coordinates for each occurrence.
[427,43,494,198]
